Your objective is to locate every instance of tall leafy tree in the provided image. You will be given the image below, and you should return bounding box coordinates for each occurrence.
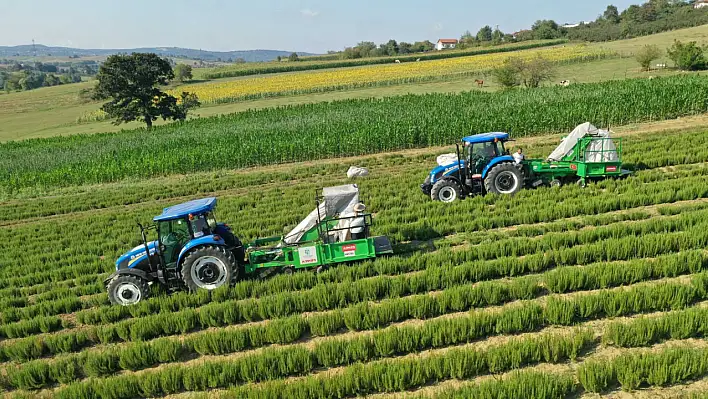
[492,28,505,44]
[384,40,399,56]
[173,64,193,82]
[603,5,620,23]
[477,25,493,42]
[93,53,195,129]
[667,40,707,71]
[532,20,562,39]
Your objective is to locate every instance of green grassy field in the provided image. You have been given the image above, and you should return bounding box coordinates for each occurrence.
[1,25,707,142]
[3,118,708,399]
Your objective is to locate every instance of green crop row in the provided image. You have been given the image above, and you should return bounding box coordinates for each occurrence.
[410,369,577,399]
[2,121,701,219]
[1,257,703,371]
[72,212,708,327]
[33,329,591,398]
[578,345,708,393]
[603,306,708,348]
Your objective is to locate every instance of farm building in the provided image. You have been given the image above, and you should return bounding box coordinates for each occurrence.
[435,39,458,50]
[695,0,708,9]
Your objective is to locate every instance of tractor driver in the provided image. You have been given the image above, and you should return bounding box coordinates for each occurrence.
[513,148,525,164]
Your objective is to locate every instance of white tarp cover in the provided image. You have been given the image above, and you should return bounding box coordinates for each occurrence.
[586,130,619,162]
[437,153,459,166]
[283,184,360,244]
[347,166,370,178]
[547,122,618,163]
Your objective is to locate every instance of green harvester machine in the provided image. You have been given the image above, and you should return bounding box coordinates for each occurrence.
[244,184,394,276]
[107,184,393,305]
[525,122,632,188]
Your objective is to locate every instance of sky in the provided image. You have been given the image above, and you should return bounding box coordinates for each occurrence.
[0,0,639,54]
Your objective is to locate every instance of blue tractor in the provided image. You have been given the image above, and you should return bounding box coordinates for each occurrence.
[421,132,525,202]
[105,198,244,306]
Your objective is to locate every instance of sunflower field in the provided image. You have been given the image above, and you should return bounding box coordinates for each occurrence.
[174,44,611,104]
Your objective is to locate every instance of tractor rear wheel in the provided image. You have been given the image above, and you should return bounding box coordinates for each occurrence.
[181,246,236,292]
[485,163,523,195]
[108,275,149,306]
[431,179,461,203]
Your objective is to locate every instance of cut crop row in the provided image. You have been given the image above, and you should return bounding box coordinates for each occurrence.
[73,212,708,326]
[32,329,592,398]
[2,257,704,367]
[578,344,708,393]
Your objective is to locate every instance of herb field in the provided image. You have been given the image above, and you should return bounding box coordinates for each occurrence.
[1,113,708,398]
[2,75,708,195]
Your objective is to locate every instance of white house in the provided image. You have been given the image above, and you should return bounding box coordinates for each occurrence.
[435,39,458,51]
[695,0,708,9]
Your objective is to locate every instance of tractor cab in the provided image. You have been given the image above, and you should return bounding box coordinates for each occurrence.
[107,197,242,305]
[153,198,225,269]
[464,133,510,175]
[422,132,523,202]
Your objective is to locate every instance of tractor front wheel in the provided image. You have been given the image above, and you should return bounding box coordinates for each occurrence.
[431,179,462,203]
[181,246,236,292]
[107,275,149,306]
[485,163,523,195]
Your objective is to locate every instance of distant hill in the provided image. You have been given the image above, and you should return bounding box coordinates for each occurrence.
[0,44,318,62]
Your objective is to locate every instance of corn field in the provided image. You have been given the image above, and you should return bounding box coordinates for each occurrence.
[2,75,708,194]
[3,77,708,398]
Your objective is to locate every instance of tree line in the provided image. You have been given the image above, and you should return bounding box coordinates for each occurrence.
[332,1,708,60]
[0,61,89,92]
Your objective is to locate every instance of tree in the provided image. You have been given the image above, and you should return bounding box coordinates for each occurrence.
[178,92,201,113]
[492,28,505,45]
[532,20,562,39]
[412,40,435,52]
[384,40,399,56]
[93,53,197,129]
[477,25,493,42]
[492,58,523,89]
[493,55,555,89]
[520,55,556,88]
[173,64,193,82]
[398,42,413,54]
[603,5,620,23]
[458,31,478,49]
[288,52,299,61]
[356,41,378,57]
[635,44,662,71]
[276,56,282,62]
[667,40,706,70]
[44,74,60,87]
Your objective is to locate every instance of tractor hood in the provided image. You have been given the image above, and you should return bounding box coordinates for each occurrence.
[115,241,158,270]
[429,160,466,183]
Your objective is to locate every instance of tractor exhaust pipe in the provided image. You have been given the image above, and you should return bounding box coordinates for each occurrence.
[137,221,156,273]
